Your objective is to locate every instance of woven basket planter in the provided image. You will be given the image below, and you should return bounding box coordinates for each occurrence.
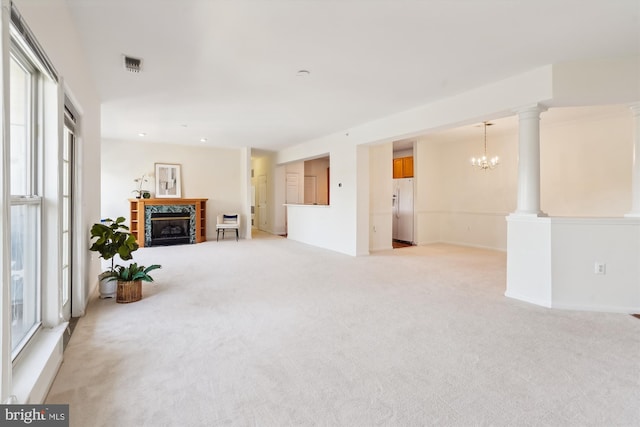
[116,280,142,303]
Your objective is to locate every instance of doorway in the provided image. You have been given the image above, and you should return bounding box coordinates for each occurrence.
[392,140,415,248]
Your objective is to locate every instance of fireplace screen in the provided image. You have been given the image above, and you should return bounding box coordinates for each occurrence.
[150,212,191,246]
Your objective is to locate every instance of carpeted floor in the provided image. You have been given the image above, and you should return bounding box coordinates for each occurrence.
[46,232,640,426]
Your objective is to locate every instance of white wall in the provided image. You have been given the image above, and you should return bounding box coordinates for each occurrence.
[240,147,252,239]
[413,106,633,251]
[16,0,102,316]
[281,140,362,255]
[414,137,443,245]
[101,139,245,239]
[5,0,102,404]
[540,110,632,216]
[506,217,553,306]
[550,218,640,312]
[356,144,370,255]
[552,56,640,106]
[434,126,517,250]
[506,216,640,313]
[369,143,393,251]
[393,149,413,159]
[273,165,286,234]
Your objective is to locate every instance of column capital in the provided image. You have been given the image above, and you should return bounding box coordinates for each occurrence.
[514,103,548,116]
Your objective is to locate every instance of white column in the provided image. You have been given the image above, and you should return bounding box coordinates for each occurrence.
[514,104,547,216]
[626,103,640,217]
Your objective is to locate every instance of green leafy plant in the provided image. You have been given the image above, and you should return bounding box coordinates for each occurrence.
[110,263,162,282]
[89,217,139,274]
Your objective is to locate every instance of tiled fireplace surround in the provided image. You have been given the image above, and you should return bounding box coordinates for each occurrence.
[129,198,207,247]
[146,205,195,246]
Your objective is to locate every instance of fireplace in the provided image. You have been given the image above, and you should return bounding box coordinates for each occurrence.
[131,198,206,247]
[149,211,191,246]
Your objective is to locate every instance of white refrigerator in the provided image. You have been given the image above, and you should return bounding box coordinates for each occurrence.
[392,178,414,243]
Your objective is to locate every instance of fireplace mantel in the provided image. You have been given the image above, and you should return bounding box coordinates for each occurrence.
[129,198,208,247]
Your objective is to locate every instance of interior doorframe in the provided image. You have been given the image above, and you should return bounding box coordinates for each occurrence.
[64,94,85,318]
[257,174,267,231]
[61,101,76,320]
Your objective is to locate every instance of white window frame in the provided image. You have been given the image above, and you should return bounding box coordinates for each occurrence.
[8,41,43,362]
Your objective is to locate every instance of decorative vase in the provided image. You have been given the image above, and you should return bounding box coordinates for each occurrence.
[98,272,117,299]
[142,191,151,199]
[117,280,142,303]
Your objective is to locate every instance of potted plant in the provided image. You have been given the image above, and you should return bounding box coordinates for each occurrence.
[89,217,139,298]
[111,262,161,303]
[132,174,149,199]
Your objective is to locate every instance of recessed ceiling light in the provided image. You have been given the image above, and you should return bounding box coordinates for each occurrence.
[181,124,188,128]
[296,69,310,77]
[200,138,207,142]
[138,132,146,137]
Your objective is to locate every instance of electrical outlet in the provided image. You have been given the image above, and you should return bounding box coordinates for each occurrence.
[594,262,606,275]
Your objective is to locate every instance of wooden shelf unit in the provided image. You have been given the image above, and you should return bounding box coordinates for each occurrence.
[129,198,208,247]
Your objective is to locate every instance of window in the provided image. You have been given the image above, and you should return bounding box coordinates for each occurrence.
[10,48,42,358]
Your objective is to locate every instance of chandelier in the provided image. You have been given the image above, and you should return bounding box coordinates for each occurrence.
[470,122,499,170]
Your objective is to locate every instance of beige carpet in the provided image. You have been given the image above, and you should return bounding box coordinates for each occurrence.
[46,232,640,426]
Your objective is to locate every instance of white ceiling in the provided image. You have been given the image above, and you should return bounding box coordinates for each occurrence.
[65,0,640,151]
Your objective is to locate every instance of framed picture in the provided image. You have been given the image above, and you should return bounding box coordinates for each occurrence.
[155,163,182,198]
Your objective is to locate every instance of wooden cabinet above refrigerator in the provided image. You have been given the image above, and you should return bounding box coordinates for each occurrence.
[393,156,413,178]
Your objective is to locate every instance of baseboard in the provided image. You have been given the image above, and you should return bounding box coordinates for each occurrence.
[414,239,506,252]
[506,290,639,314]
[369,245,393,252]
[550,302,640,314]
[440,239,507,252]
[504,290,552,308]
[415,240,439,246]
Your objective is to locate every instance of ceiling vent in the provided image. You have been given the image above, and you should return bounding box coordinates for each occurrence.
[123,55,142,73]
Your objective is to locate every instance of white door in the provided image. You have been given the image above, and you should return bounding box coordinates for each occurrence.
[258,175,267,230]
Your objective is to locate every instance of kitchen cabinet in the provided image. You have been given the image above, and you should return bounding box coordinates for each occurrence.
[393,156,413,178]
